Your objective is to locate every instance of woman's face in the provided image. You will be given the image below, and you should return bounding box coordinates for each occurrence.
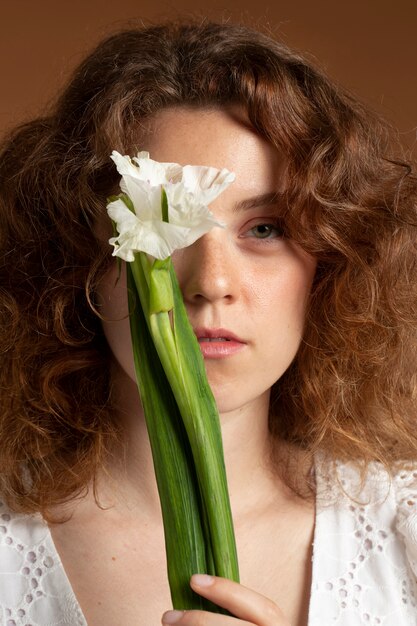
[98,107,316,416]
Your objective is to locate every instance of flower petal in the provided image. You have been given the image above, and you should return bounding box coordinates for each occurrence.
[107,151,234,261]
[132,154,183,186]
[141,221,189,259]
[119,177,161,221]
[107,197,191,261]
[110,151,141,179]
[107,198,138,232]
[181,165,235,205]
[165,186,225,243]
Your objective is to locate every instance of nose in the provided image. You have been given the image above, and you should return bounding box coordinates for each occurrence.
[174,230,238,306]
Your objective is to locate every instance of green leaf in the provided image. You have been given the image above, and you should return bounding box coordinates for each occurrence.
[127,262,210,610]
[169,261,239,584]
[149,258,174,314]
[106,192,135,214]
[161,187,169,223]
[127,252,239,615]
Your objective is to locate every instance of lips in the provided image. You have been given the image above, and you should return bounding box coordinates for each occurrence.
[194,328,246,359]
[199,337,229,342]
[194,327,245,342]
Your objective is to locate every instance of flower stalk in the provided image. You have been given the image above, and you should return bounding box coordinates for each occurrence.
[107,152,239,611]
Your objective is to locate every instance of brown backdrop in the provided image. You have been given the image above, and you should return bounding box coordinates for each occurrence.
[1,0,416,151]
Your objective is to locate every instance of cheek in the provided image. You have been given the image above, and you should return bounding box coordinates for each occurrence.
[255,251,315,323]
[283,266,314,331]
[254,251,316,363]
[286,246,316,310]
[97,264,136,380]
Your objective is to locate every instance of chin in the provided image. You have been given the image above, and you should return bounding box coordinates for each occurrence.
[211,386,270,419]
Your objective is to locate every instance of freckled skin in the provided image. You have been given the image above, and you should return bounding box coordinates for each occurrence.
[53,107,315,626]
[98,107,317,418]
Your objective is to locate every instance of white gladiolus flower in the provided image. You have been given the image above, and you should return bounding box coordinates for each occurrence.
[107,150,235,261]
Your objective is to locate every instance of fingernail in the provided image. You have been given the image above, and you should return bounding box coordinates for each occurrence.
[162,610,184,624]
[191,573,214,587]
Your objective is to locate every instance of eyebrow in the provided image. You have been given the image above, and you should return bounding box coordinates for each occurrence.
[233,191,286,212]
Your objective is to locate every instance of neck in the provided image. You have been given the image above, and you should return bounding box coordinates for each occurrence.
[97,363,291,524]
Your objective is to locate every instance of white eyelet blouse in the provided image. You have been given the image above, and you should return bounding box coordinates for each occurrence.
[1,460,417,626]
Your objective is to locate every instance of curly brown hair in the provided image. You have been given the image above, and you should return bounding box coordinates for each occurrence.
[1,20,416,517]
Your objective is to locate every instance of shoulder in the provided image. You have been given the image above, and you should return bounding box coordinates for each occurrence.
[0,498,85,625]
[316,456,417,506]
[0,497,51,548]
[0,498,52,622]
[310,459,417,623]
[315,458,417,576]
[392,465,417,578]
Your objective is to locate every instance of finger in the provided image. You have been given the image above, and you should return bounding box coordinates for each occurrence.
[189,574,289,625]
[161,608,252,625]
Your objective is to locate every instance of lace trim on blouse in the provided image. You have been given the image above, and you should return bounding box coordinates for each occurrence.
[1,461,417,625]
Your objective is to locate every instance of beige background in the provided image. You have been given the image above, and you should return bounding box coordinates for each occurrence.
[1,0,416,151]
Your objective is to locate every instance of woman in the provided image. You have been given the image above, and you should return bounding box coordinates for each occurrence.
[0,20,416,626]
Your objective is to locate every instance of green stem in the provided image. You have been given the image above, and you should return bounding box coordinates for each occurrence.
[143,258,239,584]
[129,251,239,610]
[127,261,210,609]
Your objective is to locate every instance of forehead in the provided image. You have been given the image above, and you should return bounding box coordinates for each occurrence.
[138,106,288,194]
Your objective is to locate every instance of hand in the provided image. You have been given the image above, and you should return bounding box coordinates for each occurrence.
[161,574,291,625]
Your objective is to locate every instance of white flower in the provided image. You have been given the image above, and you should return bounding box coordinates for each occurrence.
[107,150,235,261]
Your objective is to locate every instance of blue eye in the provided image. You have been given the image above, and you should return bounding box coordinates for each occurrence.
[249,223,284,239]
